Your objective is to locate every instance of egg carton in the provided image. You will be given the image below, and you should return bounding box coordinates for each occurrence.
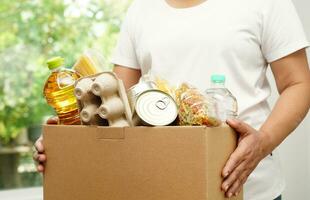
[74,72,133,127]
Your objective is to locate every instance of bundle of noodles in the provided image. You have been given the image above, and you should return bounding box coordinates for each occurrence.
[154,77,176,99]
[176,83,221,127]
[73,49,105,76]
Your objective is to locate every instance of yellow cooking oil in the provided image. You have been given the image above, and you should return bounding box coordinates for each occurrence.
[43,57,81,125]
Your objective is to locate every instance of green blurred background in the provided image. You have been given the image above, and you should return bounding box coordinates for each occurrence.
[0,0,130,190]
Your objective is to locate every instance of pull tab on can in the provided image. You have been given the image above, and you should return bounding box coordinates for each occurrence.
[155,97,170,110]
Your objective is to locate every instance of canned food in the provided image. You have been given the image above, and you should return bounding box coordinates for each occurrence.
[127,81,157,112]
[135,90,178,126]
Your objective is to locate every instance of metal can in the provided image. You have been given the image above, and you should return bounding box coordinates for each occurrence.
[135,90,178,126]
[127,81,156,112]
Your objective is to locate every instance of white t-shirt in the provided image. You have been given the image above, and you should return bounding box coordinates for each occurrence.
[111,0,309,199]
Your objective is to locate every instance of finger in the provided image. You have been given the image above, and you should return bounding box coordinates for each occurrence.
[226,170,249,197]
[37,164,45,173]
[222,160,247,192]
[38,154,47,162]
[33,152,46,163]
[222,145,248,178]
[35,139,44,153]
[226,119,251,137]
[234,182,244,197]
[47,116,59,125]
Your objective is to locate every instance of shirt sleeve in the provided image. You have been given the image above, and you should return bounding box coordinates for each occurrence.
[111,2,140,69]
[261,0,309,63]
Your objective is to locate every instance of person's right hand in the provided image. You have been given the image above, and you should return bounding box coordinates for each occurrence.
[33,116,58,173]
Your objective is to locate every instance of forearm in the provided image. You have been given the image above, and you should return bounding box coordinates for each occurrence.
[113,65,141,90]
[259,82,310,156]
[222,50,310,196]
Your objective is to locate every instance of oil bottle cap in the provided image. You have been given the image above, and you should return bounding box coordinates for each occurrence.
[211,74,226,83]
[47,57,65,70]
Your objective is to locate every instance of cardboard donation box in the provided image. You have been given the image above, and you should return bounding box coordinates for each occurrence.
[43,125,243,200]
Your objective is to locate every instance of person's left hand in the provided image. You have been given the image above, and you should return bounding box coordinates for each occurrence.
[221,119,269,198]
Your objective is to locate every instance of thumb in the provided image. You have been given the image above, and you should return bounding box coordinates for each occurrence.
[35,137,44,153]
[226,119,251,137]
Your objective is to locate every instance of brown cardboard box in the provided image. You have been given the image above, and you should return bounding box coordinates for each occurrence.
[43,125,243,200]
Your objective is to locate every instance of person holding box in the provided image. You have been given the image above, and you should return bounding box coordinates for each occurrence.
[34,0,310,199]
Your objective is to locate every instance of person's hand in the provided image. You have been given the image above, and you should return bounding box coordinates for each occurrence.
[33,116,58,173]
[221,119,269,198]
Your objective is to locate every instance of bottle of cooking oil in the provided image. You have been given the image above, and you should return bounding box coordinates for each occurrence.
[43,57,81,125]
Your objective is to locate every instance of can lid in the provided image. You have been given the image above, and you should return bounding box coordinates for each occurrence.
[47,57,65,70]
[135,90,178,126]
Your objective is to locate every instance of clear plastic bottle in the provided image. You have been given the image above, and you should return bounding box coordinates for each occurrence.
[205,75,238,122]
[43,57,81,125]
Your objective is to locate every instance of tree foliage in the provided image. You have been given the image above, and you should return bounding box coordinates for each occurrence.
[0,0,130,144]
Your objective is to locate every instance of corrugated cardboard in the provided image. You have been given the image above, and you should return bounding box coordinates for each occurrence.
[43,125,243,200]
